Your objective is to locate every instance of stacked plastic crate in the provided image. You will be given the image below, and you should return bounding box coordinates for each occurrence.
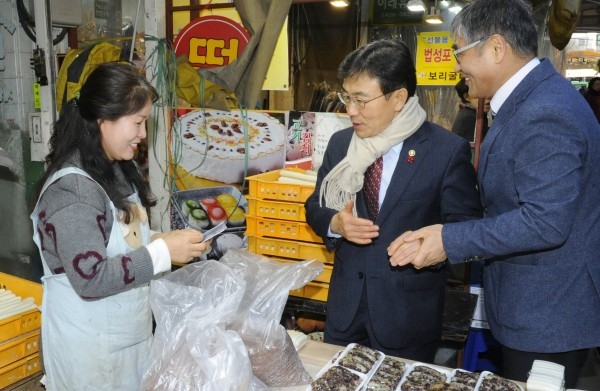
[245,168,333,302]
[0,273,42,389]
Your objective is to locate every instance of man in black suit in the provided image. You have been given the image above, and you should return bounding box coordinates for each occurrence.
[304,39,482,362]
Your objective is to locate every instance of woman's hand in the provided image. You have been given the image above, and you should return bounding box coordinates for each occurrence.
[160,229,209,263]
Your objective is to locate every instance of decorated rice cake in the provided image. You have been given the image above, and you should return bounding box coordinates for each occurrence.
[450,369,479,389]
[311,365,363,391]
[400,365,448,391]
[172,186,247,232]
[336,344,384,374]
[428,382,472,391]
[365,356,407,391]
[476,372,522,391]
[175,109,285,184]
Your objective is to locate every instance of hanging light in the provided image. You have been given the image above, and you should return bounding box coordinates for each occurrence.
[425,0,444,24]
[425,7,444,24]
[449,1,463,13]
[407,0,426,12]
[329,0,350,7]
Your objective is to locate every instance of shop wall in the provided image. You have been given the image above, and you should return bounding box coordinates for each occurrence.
[0,0,44,280]
[0,0,37,134]
[289,2,358,112]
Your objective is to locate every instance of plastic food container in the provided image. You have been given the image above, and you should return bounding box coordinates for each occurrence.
[312,344,385,391]
[364,355,408,391]
[474,371,524,391]
[397,363,451,390]
[171,186,248,233]
[448,368,480,389]
[312,365,368,391]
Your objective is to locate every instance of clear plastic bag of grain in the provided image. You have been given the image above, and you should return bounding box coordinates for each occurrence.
[142,260,266,390]
[220,249,324,387]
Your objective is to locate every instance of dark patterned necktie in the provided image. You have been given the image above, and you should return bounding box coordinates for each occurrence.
[364,156,383,221]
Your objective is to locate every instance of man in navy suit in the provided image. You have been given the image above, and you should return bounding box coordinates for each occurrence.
[304,39,482,363]
[391,0,600,386]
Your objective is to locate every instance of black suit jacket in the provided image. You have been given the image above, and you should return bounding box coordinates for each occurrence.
[305,121,482,348]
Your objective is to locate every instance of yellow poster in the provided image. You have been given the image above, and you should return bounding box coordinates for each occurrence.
[263,18,289,91]
[415,32,459,86]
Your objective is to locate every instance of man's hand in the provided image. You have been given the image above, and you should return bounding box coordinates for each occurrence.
[388,224,446,269]
[387,231,420,266]
[330,200,379,245]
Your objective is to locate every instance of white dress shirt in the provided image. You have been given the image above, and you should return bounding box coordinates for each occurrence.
[490,58,540,115]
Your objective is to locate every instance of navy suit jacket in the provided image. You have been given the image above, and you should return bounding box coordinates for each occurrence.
[443,59,600,352]
[305,121,482,348]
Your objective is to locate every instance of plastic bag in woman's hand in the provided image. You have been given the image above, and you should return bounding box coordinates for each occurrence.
[220,249,324,387]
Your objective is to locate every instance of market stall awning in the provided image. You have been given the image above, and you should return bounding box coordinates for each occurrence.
[199,0,293,109]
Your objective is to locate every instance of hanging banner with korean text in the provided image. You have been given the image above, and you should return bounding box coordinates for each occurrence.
[415,31,459,86]
[370,0,425,25]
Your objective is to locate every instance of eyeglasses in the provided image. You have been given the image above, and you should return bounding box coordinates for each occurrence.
[337,91,392,109]
[453,36,490,62]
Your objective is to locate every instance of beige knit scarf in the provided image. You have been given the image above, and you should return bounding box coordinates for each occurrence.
[319,96,426,215]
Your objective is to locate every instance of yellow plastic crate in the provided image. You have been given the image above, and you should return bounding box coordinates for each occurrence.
[0,273,42,344]
[246,169,316,203]
[0,273,42,306]
[290,281,330,302]
[0,330,40,369]
[245,215,322,243]
[273,257,333,283]
[0,353,41,389]
[0,310,41,346]
[246,234,334,264]
[247,197,307,222]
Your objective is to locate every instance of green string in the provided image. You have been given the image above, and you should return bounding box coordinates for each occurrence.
[239,106,250,196]
[142,35,254,227]
[143,35,179,225]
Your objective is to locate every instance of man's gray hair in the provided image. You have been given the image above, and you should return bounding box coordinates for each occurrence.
[451,0,538,58]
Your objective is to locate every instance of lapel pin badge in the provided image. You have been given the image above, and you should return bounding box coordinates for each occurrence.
[407,149,416,163]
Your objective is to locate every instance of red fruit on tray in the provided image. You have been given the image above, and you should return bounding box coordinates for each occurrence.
[206,204,227,225]
[200,197,219,209]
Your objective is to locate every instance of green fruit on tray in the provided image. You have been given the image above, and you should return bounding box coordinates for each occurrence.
[182,199,200,216]
[188,207,209,229]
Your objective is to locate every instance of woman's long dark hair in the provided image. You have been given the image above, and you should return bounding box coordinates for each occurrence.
[34,62,159,222]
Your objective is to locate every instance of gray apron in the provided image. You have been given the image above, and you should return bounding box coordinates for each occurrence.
[31,167,152,391]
